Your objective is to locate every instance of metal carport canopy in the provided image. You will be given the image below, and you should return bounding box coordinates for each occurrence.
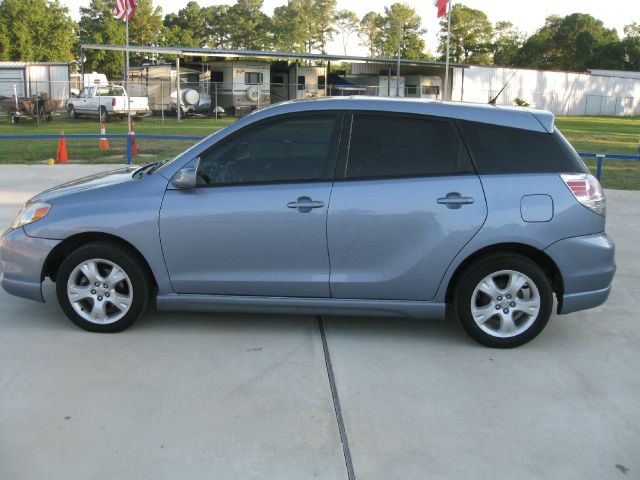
[80,44,468,68]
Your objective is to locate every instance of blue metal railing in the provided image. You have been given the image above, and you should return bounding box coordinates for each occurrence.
[0,133,639,180]
[578,152,640,180]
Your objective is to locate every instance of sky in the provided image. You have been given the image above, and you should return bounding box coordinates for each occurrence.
[64,0,639,56]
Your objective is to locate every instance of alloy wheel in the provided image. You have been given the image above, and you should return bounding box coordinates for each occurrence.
[470,269,541,338]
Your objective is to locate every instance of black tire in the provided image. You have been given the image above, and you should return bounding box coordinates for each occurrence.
[68,105,77,119]
[45,113,52,122]
[99,106,109,123]
[56,242,151,333]
[453,253,553,348]
[10,113,18,124]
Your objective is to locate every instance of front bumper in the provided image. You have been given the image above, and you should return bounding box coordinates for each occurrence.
[545,232,616,314]
[0,227,60,302]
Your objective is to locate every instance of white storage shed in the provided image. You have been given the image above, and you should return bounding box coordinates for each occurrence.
[0,62,72,101]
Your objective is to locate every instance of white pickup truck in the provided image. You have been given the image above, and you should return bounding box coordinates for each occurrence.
[67,85,149,121]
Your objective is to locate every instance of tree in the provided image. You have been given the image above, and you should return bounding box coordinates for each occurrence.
[492,21,524,66]
[129,0,163,47]
[227,0,271,50]
[335,10,359,56]
[515,13,620,71]
[374,3,426,59]
[162,1,208,48]
[437,4,493,64]
[358,11,381,57]
[204,5,232,49]
[79,0,125,78]
[80,0,162,78]
[272,0,336,54]
[312,0,337,53]
[0,0,76,62]
[622,22,640,70]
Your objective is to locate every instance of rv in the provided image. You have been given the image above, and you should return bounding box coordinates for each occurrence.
[271,63,328,102]
[346,74,406,97]
[206,61,271,116]
[128,65,212,116]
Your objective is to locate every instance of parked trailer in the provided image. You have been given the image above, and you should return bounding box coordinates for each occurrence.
[270,64,327,102]
[207,61,271,117]
[0,92,61,124]
[128,65,212,116]
[346,74,406,97]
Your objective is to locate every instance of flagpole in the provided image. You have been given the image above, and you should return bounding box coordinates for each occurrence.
[443,0,452,101]
[126,12,132,134]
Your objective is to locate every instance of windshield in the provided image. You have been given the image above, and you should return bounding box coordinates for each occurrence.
[152,126,231,174]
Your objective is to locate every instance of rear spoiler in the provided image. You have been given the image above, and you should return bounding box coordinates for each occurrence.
[529,110,555,133]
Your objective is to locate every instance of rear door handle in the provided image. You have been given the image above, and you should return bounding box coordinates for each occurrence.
[437,192,474,209]
[287,196,325,213]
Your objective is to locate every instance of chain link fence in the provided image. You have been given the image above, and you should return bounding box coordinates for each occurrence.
[0,79,444,125]
[2,79,639,126]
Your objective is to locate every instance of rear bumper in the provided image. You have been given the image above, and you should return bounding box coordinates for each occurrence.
[545,232,616,314]
[0,227,60,302]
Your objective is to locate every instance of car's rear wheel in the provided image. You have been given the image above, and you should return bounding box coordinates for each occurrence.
[68,105,77,119]
[56,242,150,332]
[453,253,553,348]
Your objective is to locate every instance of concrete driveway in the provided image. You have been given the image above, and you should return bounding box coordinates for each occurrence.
[0,165,638,480]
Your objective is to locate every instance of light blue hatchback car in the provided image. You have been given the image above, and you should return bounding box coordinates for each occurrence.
[0,97,615,347]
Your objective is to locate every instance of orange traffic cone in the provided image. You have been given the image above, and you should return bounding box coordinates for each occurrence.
[99,123,110,150]
[56,131,68,163]
[129,120,137,158]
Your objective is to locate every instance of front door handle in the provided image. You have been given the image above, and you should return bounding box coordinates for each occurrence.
[287,196,325,213]
[437,192,474,209]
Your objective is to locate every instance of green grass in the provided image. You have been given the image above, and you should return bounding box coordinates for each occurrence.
[0,114,235,164]
[0,112,638,189]
[555,116,640,190]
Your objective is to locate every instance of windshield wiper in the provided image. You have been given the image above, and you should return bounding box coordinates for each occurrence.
[132,161,161,178]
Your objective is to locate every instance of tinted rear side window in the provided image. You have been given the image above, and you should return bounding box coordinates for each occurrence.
[346,113,472,179]
[457,120,587,174]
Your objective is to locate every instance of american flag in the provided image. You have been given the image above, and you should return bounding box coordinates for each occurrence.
[434,0,448,18]
[115,0,136,22]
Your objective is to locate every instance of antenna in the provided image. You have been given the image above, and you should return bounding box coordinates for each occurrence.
[488,70,518,105]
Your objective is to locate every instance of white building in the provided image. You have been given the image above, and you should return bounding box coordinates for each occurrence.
[0,62,71,101]
[451,65,640,116]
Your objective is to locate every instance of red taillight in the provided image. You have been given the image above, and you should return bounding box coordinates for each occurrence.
[565,180,587,197]
[112,98,116,107]
[561,173,605,216]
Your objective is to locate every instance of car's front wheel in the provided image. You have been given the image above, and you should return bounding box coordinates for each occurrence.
[56,242,151,332]
[454,253,553,348]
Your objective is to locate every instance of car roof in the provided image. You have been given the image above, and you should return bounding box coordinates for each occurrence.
[249,96,555,133]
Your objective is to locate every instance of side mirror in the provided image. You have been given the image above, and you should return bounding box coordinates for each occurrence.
[171,167,197,190]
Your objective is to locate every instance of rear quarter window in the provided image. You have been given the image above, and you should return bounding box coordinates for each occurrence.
[457,120,587,174]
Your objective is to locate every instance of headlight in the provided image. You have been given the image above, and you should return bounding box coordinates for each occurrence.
[11,202,51,229]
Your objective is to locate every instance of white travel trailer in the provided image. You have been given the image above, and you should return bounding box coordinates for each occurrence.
[349,74,405,97]
[403,75,442,99]
[271,64,327,102]
[207,61,271,116]
[127,65,212,116]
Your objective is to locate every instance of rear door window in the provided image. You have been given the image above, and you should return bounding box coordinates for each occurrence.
[457,120,587,174]
[345,113,472,179]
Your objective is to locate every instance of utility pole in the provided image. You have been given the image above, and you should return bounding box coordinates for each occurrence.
[396,21,401,97]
